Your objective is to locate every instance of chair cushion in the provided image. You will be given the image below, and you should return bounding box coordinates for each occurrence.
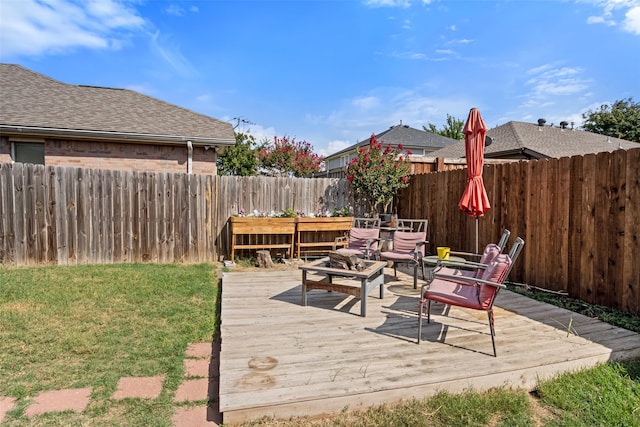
[477,254,512,309]
[423,278,483,310]
[474,244,501,278]
[378,251,414,262]
[348,227,380,251]
[392,231,426,255]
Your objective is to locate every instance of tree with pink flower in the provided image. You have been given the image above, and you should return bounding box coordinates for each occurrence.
[258,136,324,177]
[346,134,411,215]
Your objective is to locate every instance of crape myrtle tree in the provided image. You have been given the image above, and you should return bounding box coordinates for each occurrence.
[346,134,412,216]
[217,131,260,176]
[258,136,324,177]
[424,114,465,140]
[582,97,640,143]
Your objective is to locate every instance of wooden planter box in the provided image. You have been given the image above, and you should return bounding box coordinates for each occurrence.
[230,217,297,262]
[295,217,354,259]
[229,216,354,261]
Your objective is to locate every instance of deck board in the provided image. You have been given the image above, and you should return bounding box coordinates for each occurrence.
[219,267,640,424]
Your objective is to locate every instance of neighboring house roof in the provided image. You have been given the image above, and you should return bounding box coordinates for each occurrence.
[326,124,459,160]
[0,63,235,147]
[429,121,640,160]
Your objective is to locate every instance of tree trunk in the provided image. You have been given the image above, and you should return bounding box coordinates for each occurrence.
[256,250,274,268]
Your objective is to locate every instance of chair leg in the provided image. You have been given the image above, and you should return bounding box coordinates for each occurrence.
[413,264,418,289]
[488,310,497,357]
[417,300,423,344]
[392,262,397,277]
[427,300,431,323]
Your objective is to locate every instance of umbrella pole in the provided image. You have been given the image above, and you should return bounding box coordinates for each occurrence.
[475,217,479,254]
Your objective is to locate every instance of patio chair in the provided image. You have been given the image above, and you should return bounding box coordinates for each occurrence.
[417,237,525,356]
[378,230,428,289]
[332,224,381,260]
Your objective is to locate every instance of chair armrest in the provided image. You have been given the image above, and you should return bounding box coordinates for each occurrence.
[437,259,488,270]
[332,235,348,250]
[433,272,507,289]
[449,250,481,259]
[411,241,429,262]
[361,238,380,257]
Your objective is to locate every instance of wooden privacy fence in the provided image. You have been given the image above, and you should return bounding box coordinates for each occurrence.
[1,148,638,315]
[0,163,353,266]
[397,148,640,316]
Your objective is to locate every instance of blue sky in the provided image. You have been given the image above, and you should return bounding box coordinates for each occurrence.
[1,0,639,156]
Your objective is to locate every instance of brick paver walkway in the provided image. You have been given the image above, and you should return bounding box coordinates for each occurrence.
[0,397,17,424]
[3,341,221,426]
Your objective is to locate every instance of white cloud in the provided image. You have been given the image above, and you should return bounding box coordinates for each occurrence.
[585,0,640,35]
[166,4,185,16]
[318,140,351,157]
[352,96,381,110]
[364,0,412,8]
[525,66,591,97]
[311,87,474,153]
[586,15,615,25]
[149,30,196,77]
[0,0,145,58]
[623,5,640,34]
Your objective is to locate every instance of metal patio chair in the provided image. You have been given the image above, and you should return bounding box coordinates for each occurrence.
[417,237,525,356]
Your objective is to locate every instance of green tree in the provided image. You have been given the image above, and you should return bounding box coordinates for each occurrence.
[582,97,640,143]
[346,134,411,215]
[258,136,324,177]
[424,114,465,140]
[217,132,260,176]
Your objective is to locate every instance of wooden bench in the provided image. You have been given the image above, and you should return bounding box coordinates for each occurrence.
[230,217,296,262]
[295,217,353,259]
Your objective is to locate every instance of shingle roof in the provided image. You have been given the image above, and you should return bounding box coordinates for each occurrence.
[429,121,640,159]
[326,124,458,159]
[0,64,234,145]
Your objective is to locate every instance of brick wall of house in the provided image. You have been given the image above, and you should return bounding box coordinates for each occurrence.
[44,139,218,175]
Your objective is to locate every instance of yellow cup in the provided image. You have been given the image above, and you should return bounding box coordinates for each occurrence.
[437,247,450,260]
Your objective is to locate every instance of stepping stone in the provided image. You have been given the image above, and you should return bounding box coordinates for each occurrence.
[185,342,215,359]
[24,388,91,417]
[0,397,17,424]
[172,403,221,426]
[112,376,165,400]
[184,359,214,378]
[173,378,212,402]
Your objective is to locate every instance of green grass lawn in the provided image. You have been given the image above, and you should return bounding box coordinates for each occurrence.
[1,263,218,426]
[1,263,638,426]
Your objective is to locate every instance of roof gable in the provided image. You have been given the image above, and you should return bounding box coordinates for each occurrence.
[0,64,234,144]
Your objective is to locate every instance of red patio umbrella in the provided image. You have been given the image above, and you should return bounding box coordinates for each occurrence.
[458,108,491,253]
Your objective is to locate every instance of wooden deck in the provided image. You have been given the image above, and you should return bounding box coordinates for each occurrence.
[219,267,640,424]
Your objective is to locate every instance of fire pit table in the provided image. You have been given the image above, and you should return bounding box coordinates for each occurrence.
[299,257,387,317]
